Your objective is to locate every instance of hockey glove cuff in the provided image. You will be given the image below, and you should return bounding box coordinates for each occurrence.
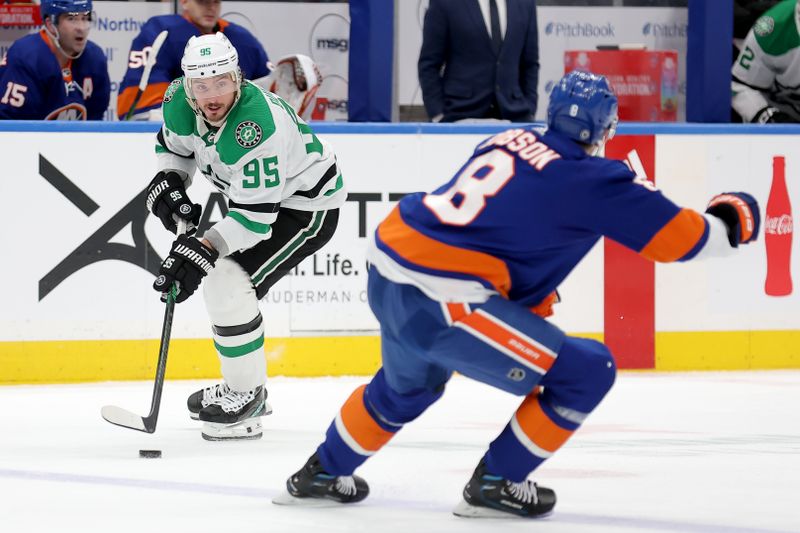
[753,106,793,124]
[146,171,202,235]
[706,192,760,247]
[153,235,219,303]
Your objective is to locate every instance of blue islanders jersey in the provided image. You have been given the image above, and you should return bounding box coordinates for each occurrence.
[117,15,270,119]
[0,30,110,120]
[368,127,719,309]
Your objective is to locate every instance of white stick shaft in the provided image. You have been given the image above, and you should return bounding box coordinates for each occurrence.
[138,30,169,92]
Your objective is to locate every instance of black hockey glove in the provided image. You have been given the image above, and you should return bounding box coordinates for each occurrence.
[706,192,760,247]
[153,235,219,303]
[753,106,793,124]
[146,171,202,235]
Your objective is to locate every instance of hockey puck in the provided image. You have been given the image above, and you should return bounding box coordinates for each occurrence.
[139,449,162,459]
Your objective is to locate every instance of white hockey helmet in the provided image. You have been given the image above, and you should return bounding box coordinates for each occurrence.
[181,32,242,104]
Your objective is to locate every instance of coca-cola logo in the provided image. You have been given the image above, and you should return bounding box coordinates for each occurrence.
[765,214,793,235]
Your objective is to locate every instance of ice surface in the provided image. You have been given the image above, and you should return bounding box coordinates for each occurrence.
[1,371,798,532]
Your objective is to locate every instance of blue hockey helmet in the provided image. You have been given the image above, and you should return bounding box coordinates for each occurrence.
[41,0,93,20]
[547,70,618,145]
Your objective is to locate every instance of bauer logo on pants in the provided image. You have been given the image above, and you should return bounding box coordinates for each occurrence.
[236,121,262,148]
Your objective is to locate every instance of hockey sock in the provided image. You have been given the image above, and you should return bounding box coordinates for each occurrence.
[484,336,616,482]
[484,388,578,482]
[317,369,443,475]
[317,384,398,475]
[214,313,266,391]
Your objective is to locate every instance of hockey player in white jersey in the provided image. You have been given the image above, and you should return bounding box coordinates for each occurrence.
[732,0,800,123]
[146,33,346,440]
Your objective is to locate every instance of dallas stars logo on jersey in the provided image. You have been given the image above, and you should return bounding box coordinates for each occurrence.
[754,15,774,37]
[163,79,182,104]
[235,121,262,148]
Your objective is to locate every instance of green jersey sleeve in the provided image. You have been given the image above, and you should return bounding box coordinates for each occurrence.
[156,78,197,182]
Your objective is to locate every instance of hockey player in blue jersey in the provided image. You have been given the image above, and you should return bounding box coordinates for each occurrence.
[273,70,761,518]
[117,0,270,120]
[0,0,110,120]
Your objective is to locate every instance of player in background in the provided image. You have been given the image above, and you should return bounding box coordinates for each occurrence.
[274,70,761,517]
[0,0,110,120]
[118,0,270,120]
[732,0,800,123]
[146,33,345,441]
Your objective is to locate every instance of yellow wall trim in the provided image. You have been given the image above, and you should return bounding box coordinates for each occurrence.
[656,330,800,370]
[0,337,382,384]
[1,330,798,384]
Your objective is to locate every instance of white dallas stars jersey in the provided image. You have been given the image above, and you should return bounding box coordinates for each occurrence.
[156,78,345,255]
[732,0,800,121]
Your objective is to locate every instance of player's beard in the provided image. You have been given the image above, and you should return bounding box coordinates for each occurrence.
[199,97,236,126]
[202,102,229,120]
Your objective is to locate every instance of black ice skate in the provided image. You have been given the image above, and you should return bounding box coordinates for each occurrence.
[272,452,369,507]
[187,382,231,420]
[197,385,272,441]
[452,459,556,518]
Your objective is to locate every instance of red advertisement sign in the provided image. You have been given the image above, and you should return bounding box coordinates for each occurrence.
[565,49,678,122]
[604,135,656,369]
[765,156,793,296]
[0,4,41,26]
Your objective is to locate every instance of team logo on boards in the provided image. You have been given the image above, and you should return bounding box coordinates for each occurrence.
[235,121,262,148]
[36,155,229,300]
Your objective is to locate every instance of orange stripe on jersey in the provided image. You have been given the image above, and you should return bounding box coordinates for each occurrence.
[117,82,170,118]
[38,29,57,54]
[339,385,394,454]
[378,206,512,297]
[458,310,556,373]
[444,302,470,324]
[639,208,706,263]
[514,393,574,454]
[217,19,230,31]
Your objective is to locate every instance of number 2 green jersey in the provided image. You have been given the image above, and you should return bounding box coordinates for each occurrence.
[155,79,345,256]
[732,0,800,121]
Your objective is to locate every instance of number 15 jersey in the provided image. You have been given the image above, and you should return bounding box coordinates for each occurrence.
[368,127,730,309]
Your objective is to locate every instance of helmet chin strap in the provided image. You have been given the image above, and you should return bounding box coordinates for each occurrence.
[45,17,85,60]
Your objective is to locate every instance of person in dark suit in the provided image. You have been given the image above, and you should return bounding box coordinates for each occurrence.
[418,0,539,123]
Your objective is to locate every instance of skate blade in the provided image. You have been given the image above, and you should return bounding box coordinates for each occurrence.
[201,419,263,441]
[272,491,347,508]
[452,499,552,519]
[190,401,269,422]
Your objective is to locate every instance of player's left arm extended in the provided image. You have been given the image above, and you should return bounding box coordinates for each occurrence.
[582,162,759,263]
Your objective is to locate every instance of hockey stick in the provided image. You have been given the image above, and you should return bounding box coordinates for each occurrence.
[124,29,168,121]
[101,219,187,433]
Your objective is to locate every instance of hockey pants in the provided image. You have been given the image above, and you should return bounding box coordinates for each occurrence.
[316,267,616,482]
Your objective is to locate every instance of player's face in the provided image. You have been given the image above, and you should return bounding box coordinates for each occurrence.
[182,0,222,34]
[192,74,237,121]
[54,12,92,55]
